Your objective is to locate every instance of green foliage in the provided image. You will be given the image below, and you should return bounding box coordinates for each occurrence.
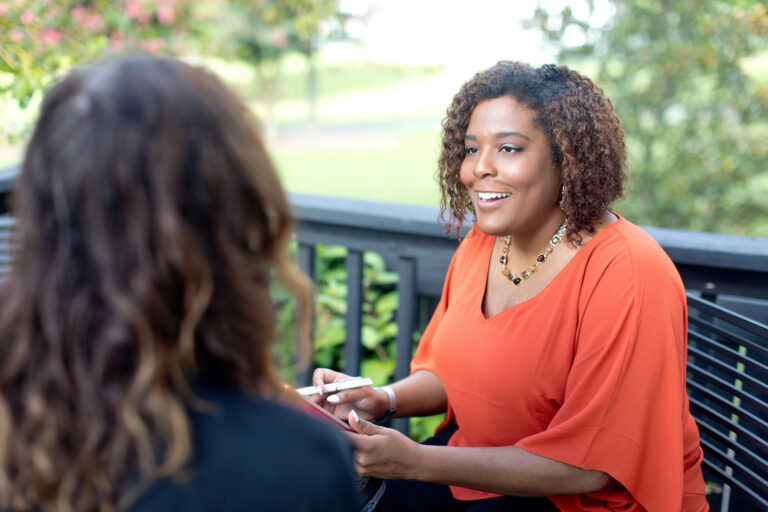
[0,0,194,114]
[529,0,768,236]
[272,245,442,441]
[273,245,399,383]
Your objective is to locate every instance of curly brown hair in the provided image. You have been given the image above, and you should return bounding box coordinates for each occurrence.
[0,57,311,510]
[438,61,626,243]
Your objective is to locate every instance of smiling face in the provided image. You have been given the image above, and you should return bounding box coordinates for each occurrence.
[460,96,562,237]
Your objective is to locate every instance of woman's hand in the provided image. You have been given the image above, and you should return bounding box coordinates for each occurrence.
[311,368,389,421]
[347,410,422,480]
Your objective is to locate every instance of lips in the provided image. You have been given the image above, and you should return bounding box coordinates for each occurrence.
[475,190,512,209]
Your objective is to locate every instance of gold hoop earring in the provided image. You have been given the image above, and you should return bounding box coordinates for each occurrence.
[558,185,565,212]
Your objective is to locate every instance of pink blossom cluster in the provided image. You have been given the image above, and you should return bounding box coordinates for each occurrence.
[123,0,180,26]
[2,0,193,60]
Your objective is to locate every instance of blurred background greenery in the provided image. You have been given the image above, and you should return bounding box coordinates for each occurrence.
[1,0,767,438]
[2,0,766,234]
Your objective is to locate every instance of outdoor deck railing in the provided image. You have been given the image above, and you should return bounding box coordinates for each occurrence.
[0,167,767,509]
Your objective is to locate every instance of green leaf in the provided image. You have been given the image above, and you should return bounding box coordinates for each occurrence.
[361,324,381,350]
[316,245,347,259]
[363,251,386,272]
[380,322,398,339]
[372,271,399,285]
[361,358,395,387]
[374,291,399,315]
[0,54,16,74]
[314,325,345,349]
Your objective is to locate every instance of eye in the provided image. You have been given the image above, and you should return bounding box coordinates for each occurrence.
[500,144,522,153]
[464,146,479,156]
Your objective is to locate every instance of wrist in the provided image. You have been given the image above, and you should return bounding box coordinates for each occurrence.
[374,385,397,422]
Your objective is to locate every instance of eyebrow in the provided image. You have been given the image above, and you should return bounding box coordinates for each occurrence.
[465,131,531,141]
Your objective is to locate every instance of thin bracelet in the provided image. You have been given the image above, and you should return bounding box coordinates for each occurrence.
[374,386,397,422]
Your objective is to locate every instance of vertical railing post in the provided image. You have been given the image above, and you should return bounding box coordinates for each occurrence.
[295,242,316,386]
[392,256,416,435]
[345,249,364,376]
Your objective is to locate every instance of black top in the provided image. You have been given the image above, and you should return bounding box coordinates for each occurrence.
[132,381,359,511]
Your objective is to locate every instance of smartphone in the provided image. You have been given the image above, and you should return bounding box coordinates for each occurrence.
[300,393,352,432]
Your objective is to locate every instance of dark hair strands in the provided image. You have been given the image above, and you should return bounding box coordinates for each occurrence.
[438,61,627,244]
[0,56,313,511]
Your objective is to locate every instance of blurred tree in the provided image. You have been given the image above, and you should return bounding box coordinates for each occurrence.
[529,0,768,236]
[0,0,194,120]
[203,0,345,135]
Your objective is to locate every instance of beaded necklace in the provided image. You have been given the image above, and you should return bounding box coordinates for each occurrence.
[500,224,567,285]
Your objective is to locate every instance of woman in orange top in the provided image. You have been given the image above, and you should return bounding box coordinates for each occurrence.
[314,61,708,511]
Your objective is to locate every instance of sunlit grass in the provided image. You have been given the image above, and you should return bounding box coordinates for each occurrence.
[272,127,443,207]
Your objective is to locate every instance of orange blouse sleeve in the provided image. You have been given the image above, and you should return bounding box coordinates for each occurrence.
[515,239,700,511]
[410,233,466,376]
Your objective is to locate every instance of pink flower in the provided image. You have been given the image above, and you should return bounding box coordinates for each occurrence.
[10,30,23,42]
[41,28,62,45]
[124,0,141,19]
[157,4,174,25]
[141,38,166,54]
[0,3,9,16]
[19,10,34,24]
[271,28,288,48]
[70,5,85,22]
[83,13,104,32]
[108,30,124,50]
[44,7,59,19]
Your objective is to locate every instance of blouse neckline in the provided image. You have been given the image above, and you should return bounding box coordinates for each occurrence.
[477,214,624,320]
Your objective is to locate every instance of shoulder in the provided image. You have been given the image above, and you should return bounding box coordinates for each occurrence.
[575,216,686,318]
[191,388,354,475]
[133,386,358,511]
[584,216,682,286]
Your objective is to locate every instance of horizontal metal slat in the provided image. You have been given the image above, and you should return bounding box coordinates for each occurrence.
[686,379,768,437]
[700,456,768,509]
[696,420,768,477]
[688,330,768,380]
[688,315,768,361]
[687,363,768,414]
[688,315,768,359]
[688,344,768,395]
[689,397,768,456]
[688,293,768,342]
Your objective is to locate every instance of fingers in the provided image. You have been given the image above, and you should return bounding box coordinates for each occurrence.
[324,387,370,405]
[312,368,349,390]
[348,410,386,436]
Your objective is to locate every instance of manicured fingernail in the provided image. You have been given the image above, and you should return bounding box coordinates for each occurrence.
[351,410,359,423]
[327,394,340,403]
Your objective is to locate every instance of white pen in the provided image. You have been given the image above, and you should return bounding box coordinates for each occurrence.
[296,377,374,397]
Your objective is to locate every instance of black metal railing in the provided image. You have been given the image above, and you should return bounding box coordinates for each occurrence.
[1,167,767,509]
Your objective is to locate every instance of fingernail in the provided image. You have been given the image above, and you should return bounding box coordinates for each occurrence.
[351,410,359,423]
[327,394,340,403]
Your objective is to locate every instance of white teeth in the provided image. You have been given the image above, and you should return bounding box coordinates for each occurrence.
[477,192,511,200]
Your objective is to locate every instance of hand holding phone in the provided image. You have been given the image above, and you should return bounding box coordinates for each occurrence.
[300,392,353,431]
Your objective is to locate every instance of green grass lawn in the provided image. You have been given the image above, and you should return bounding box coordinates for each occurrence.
[272,128,444,207]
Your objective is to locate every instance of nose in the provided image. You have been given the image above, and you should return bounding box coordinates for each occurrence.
[473,149,496,178]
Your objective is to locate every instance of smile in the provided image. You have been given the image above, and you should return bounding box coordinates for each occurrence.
[477,191,511,201]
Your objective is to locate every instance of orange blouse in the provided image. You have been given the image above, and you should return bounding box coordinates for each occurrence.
[411,215,708,511]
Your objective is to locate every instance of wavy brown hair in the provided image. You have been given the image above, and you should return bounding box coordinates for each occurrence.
[438,61,627,243]
[0,56,311,511]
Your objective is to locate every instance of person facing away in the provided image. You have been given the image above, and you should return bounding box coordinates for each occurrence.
[312,61,708,511]
[0,56,358,511]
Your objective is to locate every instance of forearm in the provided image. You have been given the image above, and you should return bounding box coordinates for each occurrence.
[387,369,447,418]
[413,444,610,497]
